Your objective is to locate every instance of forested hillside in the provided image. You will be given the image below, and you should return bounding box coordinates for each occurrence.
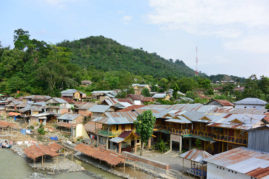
[0,29,256,101]
[58,36,196,78]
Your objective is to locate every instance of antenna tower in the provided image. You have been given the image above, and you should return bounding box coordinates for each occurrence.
[195,46,198,76]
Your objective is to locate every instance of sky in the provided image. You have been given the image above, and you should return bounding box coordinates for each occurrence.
[1,0,269,78]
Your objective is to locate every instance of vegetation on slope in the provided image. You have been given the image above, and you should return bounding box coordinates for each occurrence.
[57,36,197,78]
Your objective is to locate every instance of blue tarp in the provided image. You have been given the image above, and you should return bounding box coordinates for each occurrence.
[50,136,58,141]
[20,129,26,135]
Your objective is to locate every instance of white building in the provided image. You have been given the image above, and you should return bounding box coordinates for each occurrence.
[206,147,269,179]
[234,98,267,109]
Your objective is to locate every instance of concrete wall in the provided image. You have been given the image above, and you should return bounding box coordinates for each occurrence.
[122,152,170,170]
[207,163,250,179]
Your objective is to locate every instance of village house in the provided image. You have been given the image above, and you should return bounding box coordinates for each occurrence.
[84,121,102,144]
[135,104,267,154]
[81,80,92,86]
[5,99,22,112]
[61,89,86,101]
[152,93,171,101]
[205,147,269,179]
[132,84,151,95]
[207,99,234,108]
[57,113,83,124]
[179,149,212,178]
[92,111,140,153]
[77,102,95,117]
[23,95,51,103]
[234,97,267,109]
[127,94,154,105]
[46,97,71,115]
[247,125,269,152]
[88,105,112,118]
[91,90,117,102]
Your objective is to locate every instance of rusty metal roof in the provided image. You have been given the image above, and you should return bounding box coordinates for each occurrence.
[24,144,59,160]
[179,149,212,163]
[93,111,138,125]
[207,113,265,130]
[205,147,269,178]
[75,144,124,166]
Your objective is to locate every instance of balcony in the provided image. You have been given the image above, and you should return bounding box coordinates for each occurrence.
[97,130,122,137]
[212,134,247,145]
[97,130,113,137]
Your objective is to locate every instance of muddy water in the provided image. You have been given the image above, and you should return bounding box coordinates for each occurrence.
[0,149,120,179]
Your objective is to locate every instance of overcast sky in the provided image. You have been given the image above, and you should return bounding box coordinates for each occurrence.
[1,0,269,78]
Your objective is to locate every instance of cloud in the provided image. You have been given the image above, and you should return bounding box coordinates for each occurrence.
[122,15,132,23]
[148,0,269,54]
[148,0,269,36]
[225,35,269,54]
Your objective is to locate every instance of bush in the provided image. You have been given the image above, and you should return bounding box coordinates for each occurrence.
[38,124,45,135]
[154,139,169,153]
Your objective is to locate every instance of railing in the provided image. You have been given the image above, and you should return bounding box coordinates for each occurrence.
[97,130,113,137]
[97,130,122,137]
[212,134,247,145]
[157,126,247,145]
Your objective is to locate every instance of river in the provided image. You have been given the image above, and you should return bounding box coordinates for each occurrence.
[0,149,121,179]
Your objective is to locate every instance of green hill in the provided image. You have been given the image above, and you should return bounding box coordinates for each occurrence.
[58,36,196,78]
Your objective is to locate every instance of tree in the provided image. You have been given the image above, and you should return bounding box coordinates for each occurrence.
[134,110,156,156]
[13,28,30,50]
[141,88,150,97]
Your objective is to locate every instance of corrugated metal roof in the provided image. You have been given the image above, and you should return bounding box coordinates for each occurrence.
[93,111,138,125]
[78,102,96,110]
[110,137,124,143]
[205,147,269,178]
[89,105,110,113]
[58,113,80,121]
[235,98,267,105]
[179,149,212,163]
[165,116,191,124]
[152,93,167,99]
[47,97,68,104]
[207,113,265,130]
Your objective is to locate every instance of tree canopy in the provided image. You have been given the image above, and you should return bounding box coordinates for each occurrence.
[134,110,156,156]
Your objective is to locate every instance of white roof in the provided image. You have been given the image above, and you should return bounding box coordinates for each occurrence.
[152,93,167,99]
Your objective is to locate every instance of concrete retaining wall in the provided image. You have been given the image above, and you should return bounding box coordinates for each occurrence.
[122,152,170,170]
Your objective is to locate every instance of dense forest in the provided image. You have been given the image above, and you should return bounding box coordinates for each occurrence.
[57,36,198,78]
[0,29,269,103]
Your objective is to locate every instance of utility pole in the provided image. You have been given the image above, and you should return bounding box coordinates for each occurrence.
[195,46,198,76]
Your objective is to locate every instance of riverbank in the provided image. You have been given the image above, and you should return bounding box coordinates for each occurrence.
[10,144,84,174]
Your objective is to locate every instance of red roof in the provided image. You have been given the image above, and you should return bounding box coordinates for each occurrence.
[127,94,154,102]
[75,144,125,166]
[118,131,132,138]
[24,144,59,160]
[48,143,63,152]
[215,99,234,106]
[118,105,144,112]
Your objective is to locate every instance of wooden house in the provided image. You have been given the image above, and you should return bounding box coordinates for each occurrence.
[92,111,140,153]
[61,89,86,101]
[132,84,151,95]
